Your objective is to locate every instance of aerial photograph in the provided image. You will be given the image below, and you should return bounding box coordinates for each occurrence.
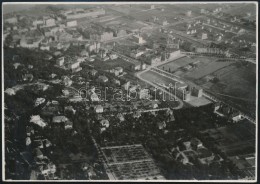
[2,2,257,181]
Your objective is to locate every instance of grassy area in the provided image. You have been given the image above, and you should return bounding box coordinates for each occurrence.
[159,56,200,72]
[225,3,256,18]
[159,55,256,117]
[140,70,179,86]
[203,63,256,117]
[184,60,234,80]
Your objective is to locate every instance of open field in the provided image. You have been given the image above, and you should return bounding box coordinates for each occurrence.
[184,60,234,80]
[159,56,219,77]
[159,56,198,72]
[202,63,256,117]
[102,16,147,31]
[223,3,256,19]
[109,4,202,24]
[158,55,256,117]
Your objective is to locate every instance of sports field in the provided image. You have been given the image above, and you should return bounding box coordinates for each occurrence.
[140,70,179,86]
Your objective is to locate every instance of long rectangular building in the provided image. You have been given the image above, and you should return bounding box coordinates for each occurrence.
[61,8,105,19]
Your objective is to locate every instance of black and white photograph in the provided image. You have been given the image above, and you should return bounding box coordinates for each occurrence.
[2,1,258,182]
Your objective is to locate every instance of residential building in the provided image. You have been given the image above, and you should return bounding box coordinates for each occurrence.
[191,87,203,97]
[100,119,109,128]
[95,105,103,113]
[132,35,145,44]
[90,31,114,42]
[42,17,56,27]
[114,29,127,37]
[52,116,68,123]
[122,81,131,91]
[214,102,221,112]
[161,19,168,26]
[5,88,16,96]
[201,33,208,40]
[56,57,65,66]
[34,148,44,159]
[66,20,77,27]
[129,62,141,71]
[80,50,89,57]
[144,55,162,66]
[157,121,166,130]
[195,47,224,54]
[22,74,34,82]
[176,89,191,101]
[115,67,123,73]
[186,10,192,17]
[30,115,47,128]
[141,63,146,70]
[98,75,108,83]
[35,98,46,107]
[90,69,97,76]
[90,93,100,102]
[41,26,60,37]
[197,147,215,165]
[130,49,145,58]
[231,112,243,122]
[40,44,50,51]
[56,31,73,42]
[5,16,18,24]
[113,78,121,85]
[20,36,44,49]
[62,76,73,87]
[33,19,44,26]
[166,48,181,59]
[86,42,101,53]
[109,53,118,60]
[112,69,120,76]
[139,88,150,99]
[65,121,73,129]
[68,60,82,72]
